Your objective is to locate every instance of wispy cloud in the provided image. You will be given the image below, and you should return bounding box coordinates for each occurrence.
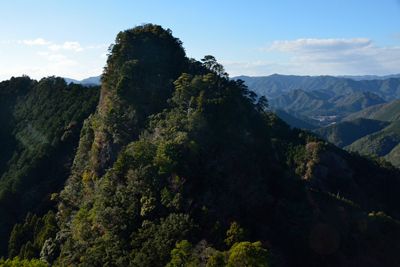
[49,41,83,52]
[266,38,372,53]
[0,38,107,81]
[19,38,51,46]
[18,39,84,52]
[37,51,76,65]
[224,38,400,76]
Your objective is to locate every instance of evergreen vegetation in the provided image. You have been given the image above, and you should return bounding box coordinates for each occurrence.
[1,24,400,267]
[0,76,99,256]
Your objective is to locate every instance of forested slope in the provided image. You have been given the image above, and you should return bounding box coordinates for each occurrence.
[2,25,400,267]
[0,77,99,256]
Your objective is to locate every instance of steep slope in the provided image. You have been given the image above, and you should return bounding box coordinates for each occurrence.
[42,25,400,267]
[0,76,34,174]
[385,143,400,167]
[55,24,190,264]
[346,121,400,158]
[270,89,385,119]
[315,118,390,147]
[270,89,328,116]
[274,109,318,130]
[330,91,385,113]
[385,144,400,168]
[344,99,400,122]
[0,77,99,255]
[5,26,400,267]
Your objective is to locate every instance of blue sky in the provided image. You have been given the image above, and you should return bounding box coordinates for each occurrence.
[0,0,399,80]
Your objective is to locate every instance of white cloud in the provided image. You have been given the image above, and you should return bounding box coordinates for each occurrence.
[267,38,372,53]
[19,38,51,46]
[0,38,107,81]
[86,44,109,49]
[37,51,76,64]
[49,41,83,52]
[232,38,400,76]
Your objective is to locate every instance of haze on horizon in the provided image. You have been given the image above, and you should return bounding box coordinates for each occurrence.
[0,0,399,81]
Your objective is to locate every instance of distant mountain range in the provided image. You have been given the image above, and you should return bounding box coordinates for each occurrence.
[344,99,400,122]
[236,74,400,167]
[270,89,385,118]
[338,74,400,81]
[70,73,400,88]
[235,74,400,126]
[64,75,101,86]
[235,74,400,101]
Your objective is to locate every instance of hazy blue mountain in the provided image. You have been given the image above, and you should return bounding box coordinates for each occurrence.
[235,74,400,100]
[80,75,101,85]
[235,74,348,99]
[63,77,80,84]
[63,75,101,86]
[346,121,400,158]
[338,74,400,81]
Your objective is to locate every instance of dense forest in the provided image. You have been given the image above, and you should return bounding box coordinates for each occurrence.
[0,77,99,258]
[1,24,400,267]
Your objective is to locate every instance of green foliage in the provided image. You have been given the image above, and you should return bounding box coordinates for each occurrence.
[346,121,400,160]
[3,25,400,267]
[224,222,245,247]
[227,241,269,267]
[0,257,47,267]
[206,251,226,267]
[201,55,228,78]
[8,211,58,259]
[0,76,99,256]
[166,240,193,267]
[166,240,270,267]
[130,214,194,266]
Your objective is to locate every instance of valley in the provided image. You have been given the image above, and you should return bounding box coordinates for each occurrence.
[239,75,400,168]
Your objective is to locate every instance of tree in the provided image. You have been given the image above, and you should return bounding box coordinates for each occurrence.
[166,240,193,267]
[227,241,269,267]
[224,222,245,247]
[0,257,47,267]
[201,55,228,78]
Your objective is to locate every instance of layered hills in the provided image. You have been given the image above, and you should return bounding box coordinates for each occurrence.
[238,74,400,128]
[237,74,400,101]
[315,100,400,167]
[239,75,400,167]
